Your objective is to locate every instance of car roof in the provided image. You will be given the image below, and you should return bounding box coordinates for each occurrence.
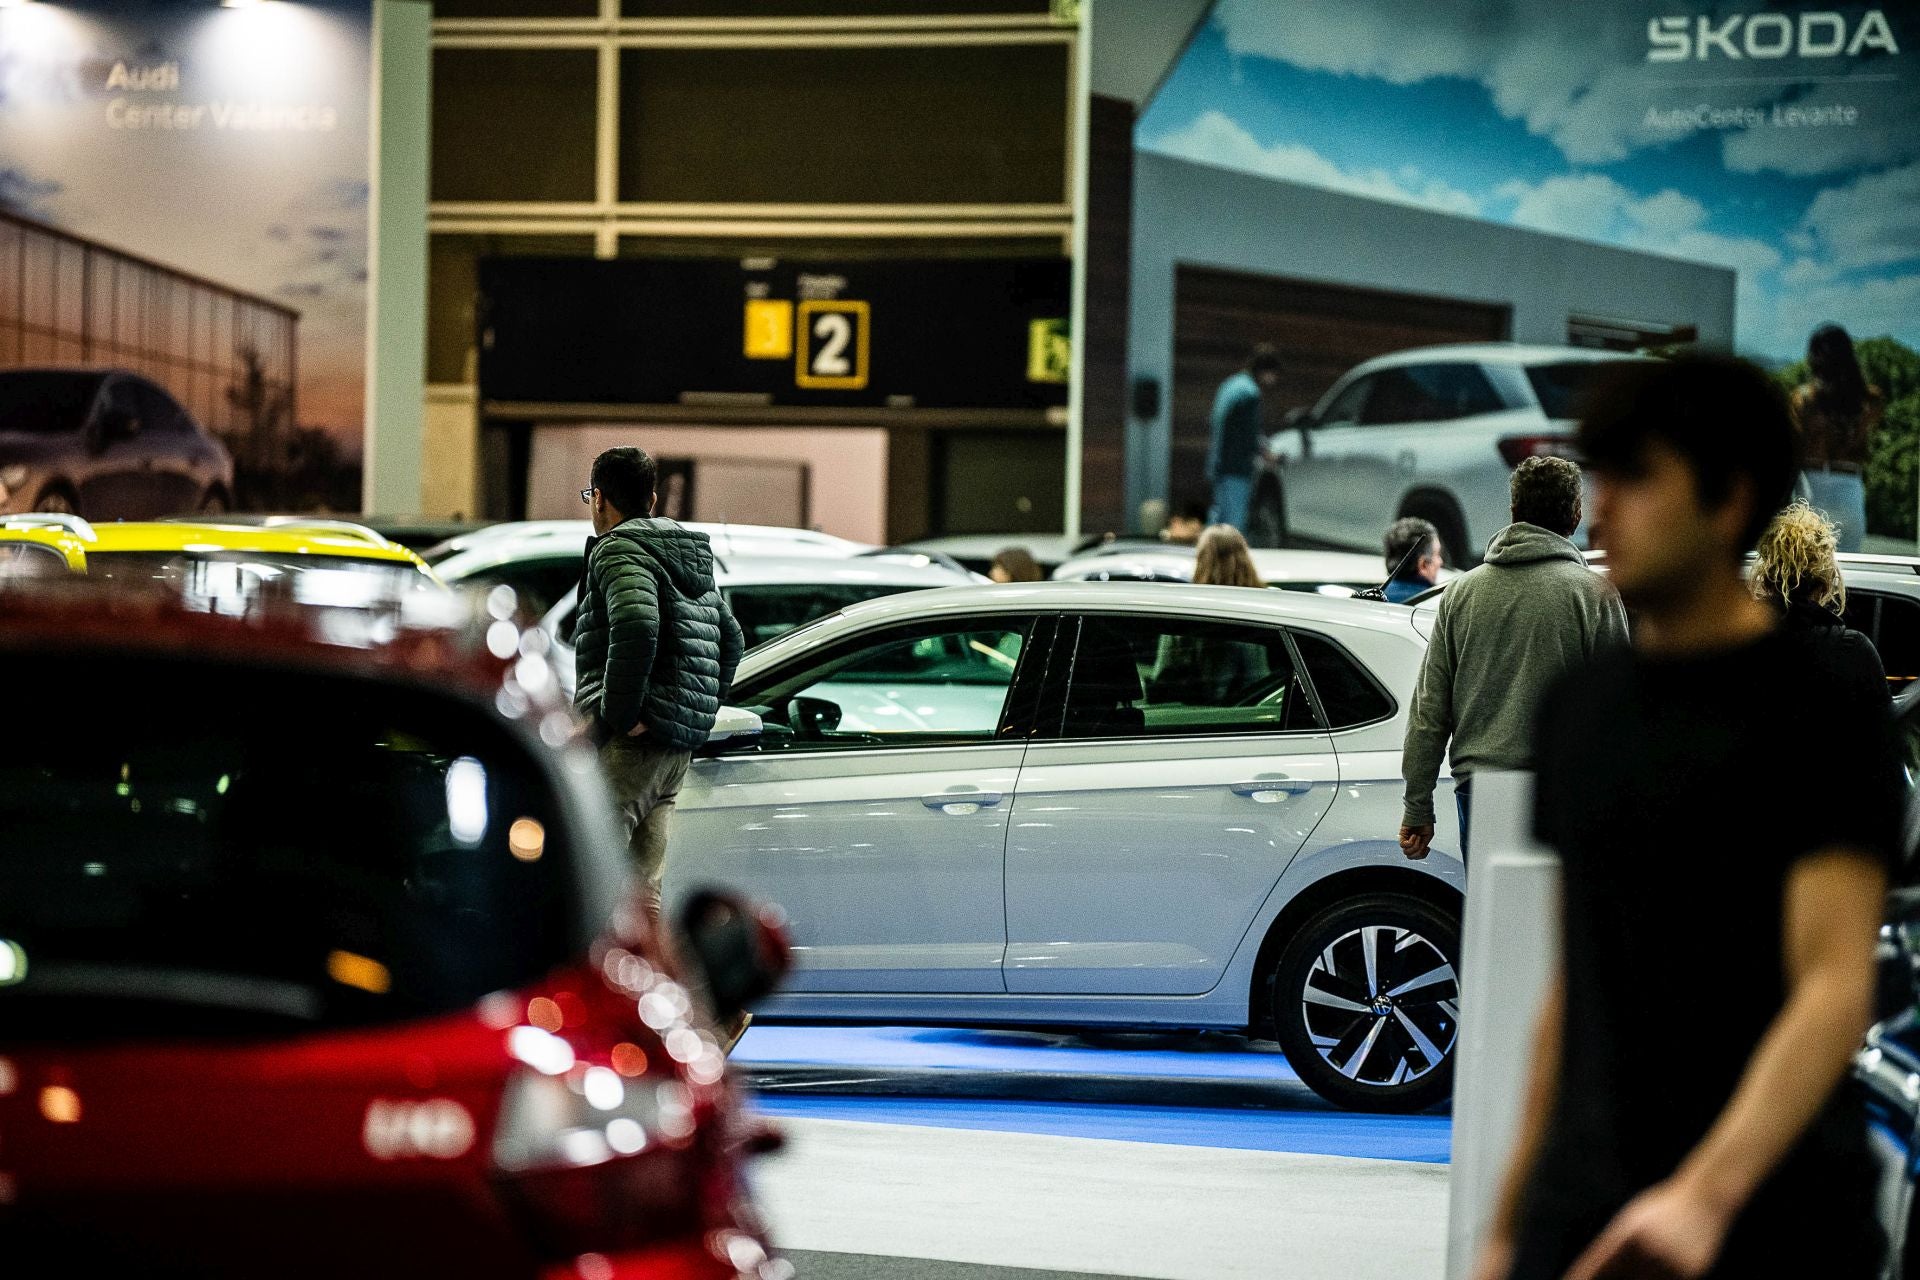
[429,519,866,559]
[903,533,1090,566]
[1345,343,1649,374]
[1057,544,1390,579]
[720,553,976,589]
[819,580,1428,639]
[87,521,435,571]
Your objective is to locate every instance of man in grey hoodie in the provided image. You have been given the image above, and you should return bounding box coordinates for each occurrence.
[1399,456,1628,861]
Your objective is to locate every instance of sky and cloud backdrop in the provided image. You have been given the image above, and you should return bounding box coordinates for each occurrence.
[1140,0,1918,365]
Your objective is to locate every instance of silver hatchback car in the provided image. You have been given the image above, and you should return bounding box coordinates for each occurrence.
[669,582,1464,1112]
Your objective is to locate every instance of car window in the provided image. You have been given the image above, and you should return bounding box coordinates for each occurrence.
[1291,628,1395,728]
[727,582,931,648]
[0,371,106,434]
[1316,375,1371,427]
[739,619,1032,751]
[131,382,188,434]
[1846,589,1920,690]
[1056,615,1314,740]
[1359,363,1503,426]
[1524,361,1607,420]
[461,556,583,619]
[0,543,68,578]
[0,656,578,1040]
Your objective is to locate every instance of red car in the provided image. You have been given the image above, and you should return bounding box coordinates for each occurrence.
[0,582,789,1279]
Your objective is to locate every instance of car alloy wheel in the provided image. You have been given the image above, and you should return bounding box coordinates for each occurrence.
[1271,892,1460,1112]
[1302,924,1457,1088]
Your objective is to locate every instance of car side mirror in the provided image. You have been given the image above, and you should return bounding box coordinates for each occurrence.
[790,695,843,739]
[698,705,763,757]
[677,890,791,1024]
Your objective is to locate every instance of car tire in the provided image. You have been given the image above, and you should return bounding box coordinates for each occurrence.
[1271,892,1461,1113]
[33,485,79,518]
[1248,476,1288,548]
[1399,495,1470,567]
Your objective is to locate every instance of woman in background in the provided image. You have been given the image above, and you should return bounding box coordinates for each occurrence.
[1150,525,1270,704]
[987,547,1043,583]
[1752,502,1888,709]
[1792,324,1883,553]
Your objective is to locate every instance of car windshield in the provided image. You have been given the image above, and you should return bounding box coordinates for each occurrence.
[1525,361,1605,420]
[0,371,106,434]
[85,552,434,605]
[0,656,578,1040]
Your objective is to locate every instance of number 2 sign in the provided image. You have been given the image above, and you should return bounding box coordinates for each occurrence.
[795,300,870,390]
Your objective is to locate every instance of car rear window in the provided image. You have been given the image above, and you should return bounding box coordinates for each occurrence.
[1524,362,1605,420]
[0,657,579,1040]
[726,582,928,648]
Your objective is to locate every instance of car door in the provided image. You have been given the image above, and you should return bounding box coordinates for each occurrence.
[1282,373,1374,547]
[1002,610,1338,995]
[667,612,1051,994]
[75,378,155,519]
[1844,587,1920,693]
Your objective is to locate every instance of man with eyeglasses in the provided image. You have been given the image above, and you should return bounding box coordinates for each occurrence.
[574,448,744,941]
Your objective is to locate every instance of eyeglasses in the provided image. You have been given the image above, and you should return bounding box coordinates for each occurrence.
[580,487,595,505]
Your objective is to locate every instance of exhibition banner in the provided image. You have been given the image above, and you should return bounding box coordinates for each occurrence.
[1144,1,1918,540]
[0,0,371,515]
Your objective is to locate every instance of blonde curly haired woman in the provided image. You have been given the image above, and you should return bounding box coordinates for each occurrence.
[1149,525,1269,703]
[1752,501,1888,704]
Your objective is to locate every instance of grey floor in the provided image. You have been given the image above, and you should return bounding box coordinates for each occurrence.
[752,1117,1449,1279]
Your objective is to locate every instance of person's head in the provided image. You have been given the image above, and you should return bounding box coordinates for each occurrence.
[1806,322,1868,416]
[1163,497,1209,546]
[987,546,1043,584]
[1384,516,1443,586]
[1509,456,1583,538]
[1247,343,1281,391]
[1576,355,1798,610]
[586,446,658,535]
[1193,524,1264,589]
[1752,502,1845,614]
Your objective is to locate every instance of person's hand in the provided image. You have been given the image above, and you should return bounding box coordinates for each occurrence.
[626,719,649,738]
[1399,824,1434,860]
[1563,1179,1731,1280]
[1468,1235,1513,1280]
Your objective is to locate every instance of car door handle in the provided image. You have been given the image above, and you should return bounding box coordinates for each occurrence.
[921,790,1003,815]
[1231,779,1315,801]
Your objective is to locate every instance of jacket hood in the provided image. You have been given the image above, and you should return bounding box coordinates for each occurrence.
[1783,599,1844,630]
[1483,522,1585,568]
[601,517,717,595]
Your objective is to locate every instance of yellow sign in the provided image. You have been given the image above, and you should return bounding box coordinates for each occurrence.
[796,299,870,390]
[1027,318,1070,384]
[743,298,793,359]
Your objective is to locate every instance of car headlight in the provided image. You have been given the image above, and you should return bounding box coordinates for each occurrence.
[0,465,28,496]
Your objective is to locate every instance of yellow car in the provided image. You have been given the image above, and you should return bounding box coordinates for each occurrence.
[0,514,444,595]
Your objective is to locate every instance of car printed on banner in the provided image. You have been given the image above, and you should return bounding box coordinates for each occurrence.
[1052,542,1432,597]
[0,514,444,600]
[0,583,788,1279]
[0,369,235,520]
[1251,344,1646,563]
[542,552,984,697]
[672,581,1465,1113]
[426,520,875,620]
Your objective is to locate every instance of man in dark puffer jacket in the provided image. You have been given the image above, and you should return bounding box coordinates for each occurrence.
[575,447,744,911]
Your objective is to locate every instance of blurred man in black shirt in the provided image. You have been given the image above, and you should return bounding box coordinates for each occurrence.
[1477,356,1903,1280]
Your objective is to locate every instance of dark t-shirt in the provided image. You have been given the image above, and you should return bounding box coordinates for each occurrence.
[1514,626,1903,1278]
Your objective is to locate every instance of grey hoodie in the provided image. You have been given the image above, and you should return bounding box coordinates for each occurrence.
[1401,523,1628,827]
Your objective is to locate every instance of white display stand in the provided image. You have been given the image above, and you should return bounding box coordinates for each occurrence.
[1445,771,1562,1280]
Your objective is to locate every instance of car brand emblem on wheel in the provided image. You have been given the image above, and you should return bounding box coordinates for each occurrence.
[1302,925,1459,1088]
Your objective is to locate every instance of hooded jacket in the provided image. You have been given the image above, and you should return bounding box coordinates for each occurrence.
[572,518,745,752]
[1401,523,1629,827]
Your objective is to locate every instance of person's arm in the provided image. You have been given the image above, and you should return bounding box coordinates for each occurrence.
[598,548,662,738]
[1472,973,1564,1280]
[716,593,745,703]
[1564,852,1887,1280]
[1399,598,1456,858]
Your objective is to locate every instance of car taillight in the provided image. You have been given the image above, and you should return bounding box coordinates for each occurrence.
[1498,435,1578,467]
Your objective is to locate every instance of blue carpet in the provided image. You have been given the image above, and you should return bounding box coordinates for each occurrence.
[751,1093,1453,1164]
[737,1024,1303,1083]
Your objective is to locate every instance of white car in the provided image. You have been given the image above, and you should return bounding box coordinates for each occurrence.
[423,519,873,618]
[673,581,1465,1113]
[1252,344,1646,562]
[542,552,983,695]
[1053,542,1423,597]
